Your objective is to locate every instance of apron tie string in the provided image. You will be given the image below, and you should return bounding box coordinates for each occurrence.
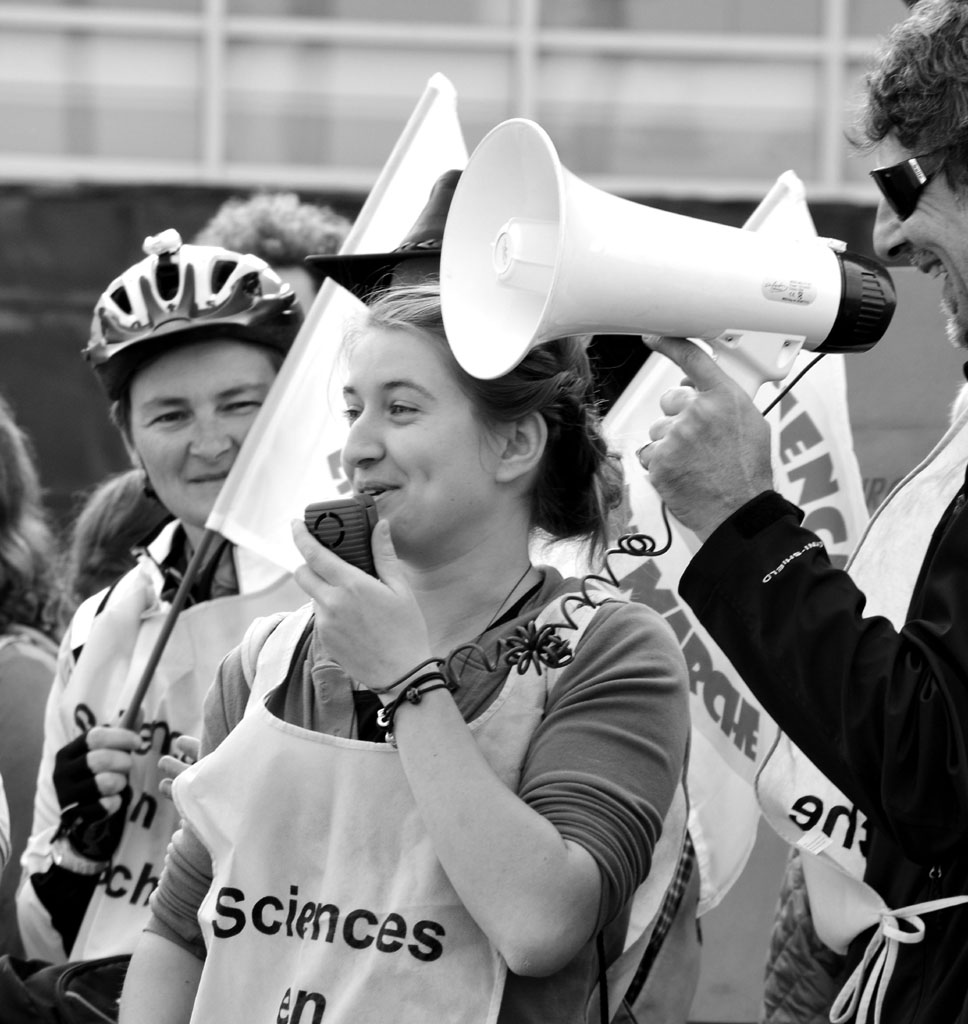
[829,894,968,1024]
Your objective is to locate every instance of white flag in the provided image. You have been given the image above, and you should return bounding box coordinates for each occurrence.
[0,774,9,873]
[207,73,467,571]
[540,171,870,913]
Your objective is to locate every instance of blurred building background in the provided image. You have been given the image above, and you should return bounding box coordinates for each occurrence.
[0,0,905,198]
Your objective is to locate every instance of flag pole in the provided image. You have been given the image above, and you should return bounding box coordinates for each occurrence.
[119,527,219,730]
[120,74,466,728]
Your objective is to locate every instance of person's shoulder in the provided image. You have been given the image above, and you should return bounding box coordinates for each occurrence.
[0,625,58,671]
[243,603,311,659]
[532,572,687,690]
[67,586,115,650]
[249,602,314,645]
[542,570,680,645]
[582,595,683,662]
[205,603,313,744]
[66,559,148,651]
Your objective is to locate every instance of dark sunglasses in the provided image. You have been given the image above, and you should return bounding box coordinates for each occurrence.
[870,152,944,220]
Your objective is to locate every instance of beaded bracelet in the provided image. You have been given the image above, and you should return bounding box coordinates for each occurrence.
[376,671,458,747]
[372,656,446,695]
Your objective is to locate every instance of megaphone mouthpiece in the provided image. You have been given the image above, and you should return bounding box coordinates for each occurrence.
[821,250,896,354]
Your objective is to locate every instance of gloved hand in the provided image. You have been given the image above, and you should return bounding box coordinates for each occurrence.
[52,723,141,863]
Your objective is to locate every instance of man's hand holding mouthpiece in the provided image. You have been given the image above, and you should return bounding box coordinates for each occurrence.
[637,336,775,541]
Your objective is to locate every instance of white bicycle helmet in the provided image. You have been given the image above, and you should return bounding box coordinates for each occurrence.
[85,228,303,400]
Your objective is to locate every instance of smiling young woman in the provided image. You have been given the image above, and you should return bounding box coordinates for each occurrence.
[120,282,691,1024]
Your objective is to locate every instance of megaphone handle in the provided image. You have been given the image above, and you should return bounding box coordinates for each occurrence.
[708,332,806,400]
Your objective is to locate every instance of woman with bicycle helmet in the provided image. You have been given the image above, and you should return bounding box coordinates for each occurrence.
[16,230,309,966]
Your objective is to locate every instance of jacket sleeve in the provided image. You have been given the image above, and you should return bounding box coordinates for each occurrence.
[0,634,57,957]
[16,585,129,962]
[16,630,84,963]
[680,489,968,863]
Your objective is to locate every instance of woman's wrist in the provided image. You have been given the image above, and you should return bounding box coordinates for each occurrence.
[50,836,110,875]
[373,657,459,746]
[370,656,445,700]
[377,674,458,747]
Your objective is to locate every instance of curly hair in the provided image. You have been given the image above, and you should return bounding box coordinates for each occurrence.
[193,192,351,264]
[856,0,968,192]
[342,283,624,559]
[0,395,63,639]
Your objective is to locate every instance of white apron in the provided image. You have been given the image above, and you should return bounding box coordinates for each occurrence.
[65,531,305,961]
[755,406,968,1024]
[174,592,686,1024]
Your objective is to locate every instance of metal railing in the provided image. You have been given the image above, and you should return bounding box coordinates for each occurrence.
[0,0,893,201]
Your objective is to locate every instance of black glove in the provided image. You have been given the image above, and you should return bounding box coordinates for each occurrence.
[53,733,130,863]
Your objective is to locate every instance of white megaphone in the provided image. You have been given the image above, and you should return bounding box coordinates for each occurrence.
[439,119,896,396]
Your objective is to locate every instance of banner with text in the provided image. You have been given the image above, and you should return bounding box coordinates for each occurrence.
[540,172,870,912]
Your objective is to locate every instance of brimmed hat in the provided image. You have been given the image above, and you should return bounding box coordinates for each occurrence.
[306,169,460,302]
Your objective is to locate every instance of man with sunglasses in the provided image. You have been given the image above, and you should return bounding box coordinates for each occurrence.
[639,2,968,1022]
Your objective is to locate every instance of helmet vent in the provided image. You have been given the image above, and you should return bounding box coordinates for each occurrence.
[211,259,237,294]
[240,270,262,296]
[110,287,132,315]
[155,263,180,302]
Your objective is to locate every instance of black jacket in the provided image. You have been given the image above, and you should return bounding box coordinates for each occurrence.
[680,477,968,1024]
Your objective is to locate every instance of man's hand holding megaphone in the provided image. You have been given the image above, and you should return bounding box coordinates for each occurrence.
[638,337,774,542]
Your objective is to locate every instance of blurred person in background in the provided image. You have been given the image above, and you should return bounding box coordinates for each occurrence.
[60,468,171,618]
[0,394,63,957]
[193,190,352,311]
[15,228,307,969]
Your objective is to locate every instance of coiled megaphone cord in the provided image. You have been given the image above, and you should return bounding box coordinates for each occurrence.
[446,343,827,680]
[442,520,672,682]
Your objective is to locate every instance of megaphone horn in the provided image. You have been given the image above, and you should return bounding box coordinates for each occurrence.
[439,119,895,391]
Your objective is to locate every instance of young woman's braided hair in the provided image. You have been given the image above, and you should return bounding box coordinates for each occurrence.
[343,282,624,559]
